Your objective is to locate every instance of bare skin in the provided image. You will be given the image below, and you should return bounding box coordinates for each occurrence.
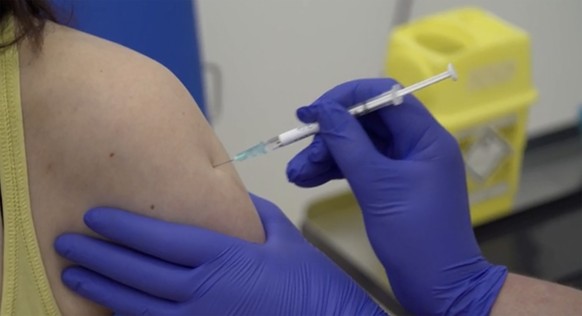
[491,273,582,315]
[0,21,264,315]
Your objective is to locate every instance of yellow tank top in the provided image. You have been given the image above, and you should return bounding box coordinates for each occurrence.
[0,18,62,315]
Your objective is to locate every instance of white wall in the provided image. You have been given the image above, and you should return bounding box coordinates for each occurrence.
[197,0,582,224]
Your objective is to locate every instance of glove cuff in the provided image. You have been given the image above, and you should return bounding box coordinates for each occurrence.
[446,263,508,316]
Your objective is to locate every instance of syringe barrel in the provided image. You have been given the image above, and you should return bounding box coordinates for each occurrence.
[270,65,455,151]
[277,123,320,147]
[275,84,401,148]
[348,84,403,116]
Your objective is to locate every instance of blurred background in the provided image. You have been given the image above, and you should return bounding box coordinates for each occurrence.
[198,0,581,224]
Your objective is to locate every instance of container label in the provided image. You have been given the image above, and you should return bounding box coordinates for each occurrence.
[464,127,512,182]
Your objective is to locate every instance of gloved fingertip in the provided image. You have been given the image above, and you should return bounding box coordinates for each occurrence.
[54,234,73,257]
[308,146,321,162]
[286,155,315,184]
[297,105,317,123]
[308,139,330,163]
[293,173,334,188]
[84,207,106,226]
[286,159,305,183]
[84,207,123,230]
[62,268,85,293]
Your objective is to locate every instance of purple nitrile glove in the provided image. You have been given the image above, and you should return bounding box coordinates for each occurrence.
[55,194,385,316]
[287,78,507,315]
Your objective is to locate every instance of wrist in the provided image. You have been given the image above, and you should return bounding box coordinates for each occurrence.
[389,258,508,315]
[443,262,508,316]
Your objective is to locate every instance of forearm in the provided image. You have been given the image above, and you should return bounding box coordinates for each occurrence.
[491,273,582,315]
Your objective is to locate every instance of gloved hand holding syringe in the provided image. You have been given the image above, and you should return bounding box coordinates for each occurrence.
[214,63,457,167]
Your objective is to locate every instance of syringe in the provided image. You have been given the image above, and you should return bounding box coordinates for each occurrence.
[213,64,457,167]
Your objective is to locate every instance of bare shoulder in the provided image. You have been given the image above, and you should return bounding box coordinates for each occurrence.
[20,22,206,153]
[16,21,262,315]
[21,21,180,113]
[19,21,264,242]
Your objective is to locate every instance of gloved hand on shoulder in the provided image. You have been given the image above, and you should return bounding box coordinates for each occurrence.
[55,194,385,316]
[287,78,507,315]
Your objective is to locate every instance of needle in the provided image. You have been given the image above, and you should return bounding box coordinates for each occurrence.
[212,64,457,167]
[213,159,233,167]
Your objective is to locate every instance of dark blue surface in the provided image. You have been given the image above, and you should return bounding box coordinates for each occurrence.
[51,0,207,116]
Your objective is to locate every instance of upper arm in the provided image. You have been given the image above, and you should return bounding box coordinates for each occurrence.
[64,61,264,241]
[22,24,263,243]
[94,63,263,241]
[19,23,263,316]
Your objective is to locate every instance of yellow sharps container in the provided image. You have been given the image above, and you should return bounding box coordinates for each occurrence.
[385,7,538,225]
